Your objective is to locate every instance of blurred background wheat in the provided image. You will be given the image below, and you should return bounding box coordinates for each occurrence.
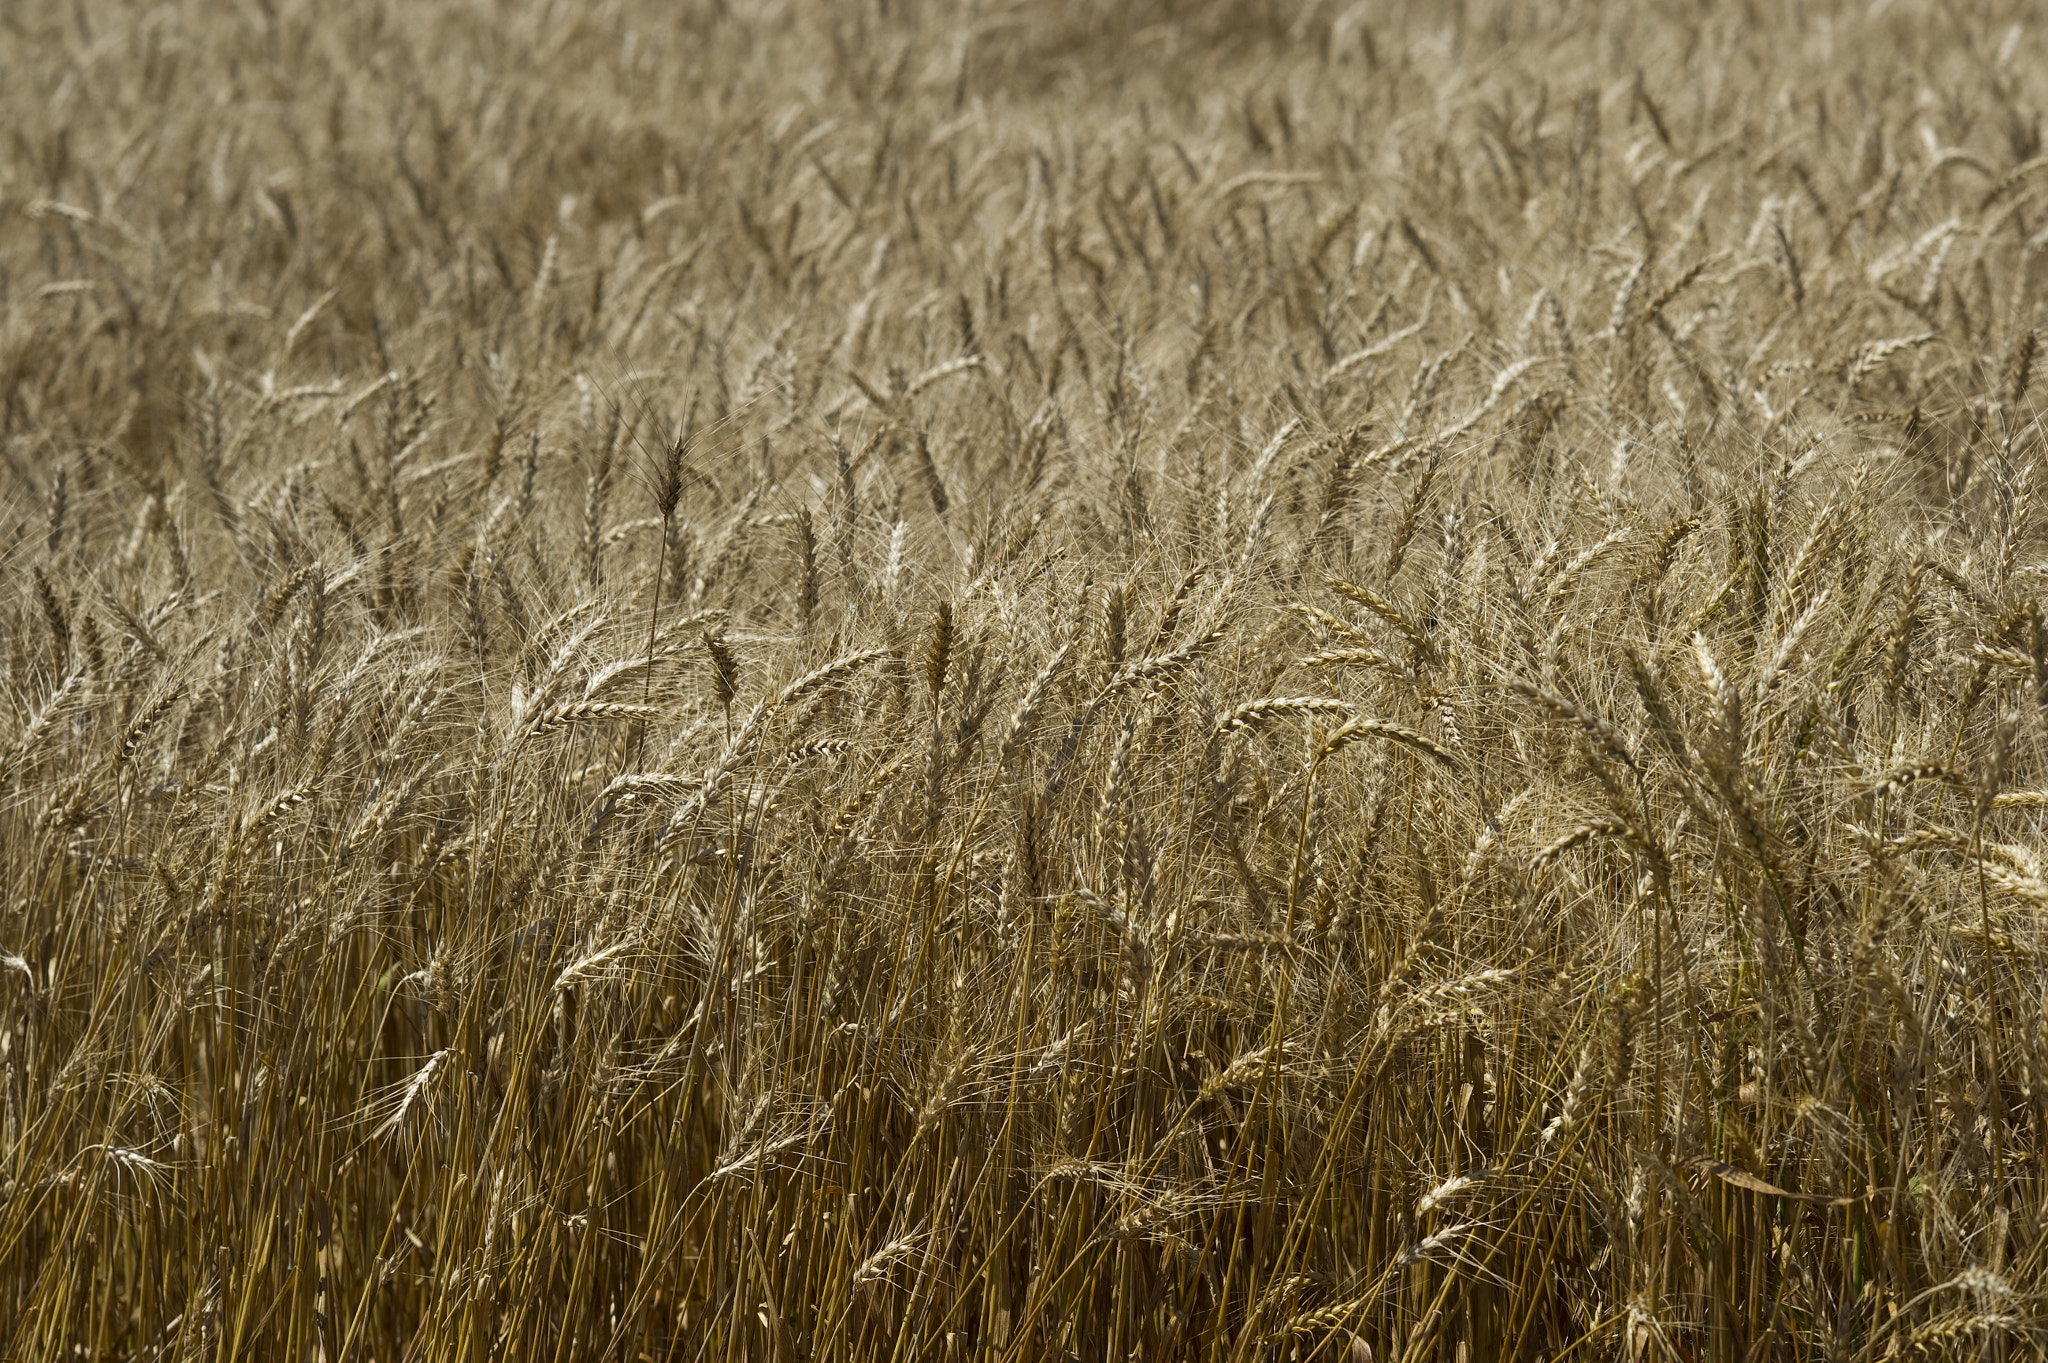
[4,0,2048,1357]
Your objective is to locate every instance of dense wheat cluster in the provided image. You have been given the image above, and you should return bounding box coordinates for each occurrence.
[6,0,2048,1357]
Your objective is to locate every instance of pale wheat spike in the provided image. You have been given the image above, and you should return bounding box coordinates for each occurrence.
[1539,1044,1598,1152]
[1328,576,1436,663]
[1843,332,1935,390]
[518,600,604,678]
[999,639,1071,763]
[1215,696,1354,735]
[243,781,317,843]
[3,671,88,776]
[1416,1168,1494,1217]
[1758,588,1830,696]
[1272,1292,1371,1339]
[1508,679,1639,773]
[851,1232,930,1289]
[1529,819,1644,874]
[1319,717,1462,770]
[595,772,698,803]
[773,647,889,712]
[1867,763,1964,799]
[371,1049,449,1141]
[525,701,662,738]
[554,940,635,992]
[662,647,886,842]
[1091,629,1225,712]
[1396,1219,1475,1266]
[582,653,669,701]
[1296,646,1418,684]
[783,738,856,766]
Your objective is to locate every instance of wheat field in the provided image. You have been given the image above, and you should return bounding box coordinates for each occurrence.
[4,0,2048,1357]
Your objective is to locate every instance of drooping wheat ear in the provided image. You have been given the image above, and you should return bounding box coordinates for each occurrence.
[243,780,316,846]
[526,702,662,739]
[1318,717,1462,770]
[1415,1167,1495,1217]
[35,775,91,835]
[1328,577,1437,664]
[1865,824,1967,861]
[581,652,669,703]
[784,738,856,767]
[1435,358,1543,450]
[261,564,316,630]
[1396,1218,1477,1267]
[1215,696,1354,735]
[92,1142,176,1196]
[773,647,888,713]
[851,1232,929,1290]
[647,608,727,652]
[1297,645,1420,686]
[1291,603,1368,645]
[1272,1291,1372,1340]
[1237,492,1278,573]
[1905,1314,2025,1354]
[1842,333,1935,391]
[1623,647,1687,762]
[1644,251,1722,323]
[347,755,446,855]
[1090,629,1225,713]
[1529,819,1651,874]
[1639,514,1701,597]
[1538,526,1633,618]
[1509,681,1630,766]
[1865,763,1964,801]
[705,1130,809,1186]
[822,752,913,851]
[520,600,605,682]
[595,772,697,805]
